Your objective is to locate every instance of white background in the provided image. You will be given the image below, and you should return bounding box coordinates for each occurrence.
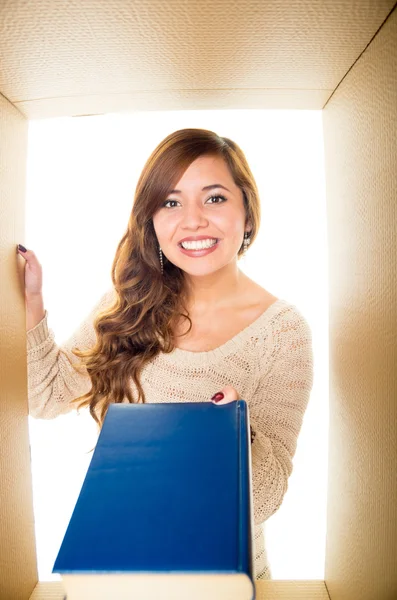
[26,109,329,580]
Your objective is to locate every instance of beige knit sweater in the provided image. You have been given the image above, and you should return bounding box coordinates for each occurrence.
[26,287,314,580]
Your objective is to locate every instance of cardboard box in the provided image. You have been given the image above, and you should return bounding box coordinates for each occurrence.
[1,2,396,599]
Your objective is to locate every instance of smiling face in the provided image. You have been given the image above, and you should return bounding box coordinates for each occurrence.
[152,154,251,278]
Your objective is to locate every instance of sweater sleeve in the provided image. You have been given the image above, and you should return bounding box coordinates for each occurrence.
[249,306,314,526]
[26,287,116,420]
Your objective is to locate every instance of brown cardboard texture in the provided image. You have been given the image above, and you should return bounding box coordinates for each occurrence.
[1,2,396,599]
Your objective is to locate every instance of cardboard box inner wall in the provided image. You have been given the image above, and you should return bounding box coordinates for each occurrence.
[0,2,396,599]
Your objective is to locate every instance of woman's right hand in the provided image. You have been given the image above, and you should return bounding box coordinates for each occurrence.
[17,245,43,299]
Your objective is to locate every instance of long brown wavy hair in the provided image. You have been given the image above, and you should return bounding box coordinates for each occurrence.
[70,128,261,430]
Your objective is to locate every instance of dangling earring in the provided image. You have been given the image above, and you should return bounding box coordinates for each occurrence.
[159,246,164,275]
[242,231,251,259]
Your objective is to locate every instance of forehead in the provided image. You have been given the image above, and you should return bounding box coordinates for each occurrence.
[174,154,235,188]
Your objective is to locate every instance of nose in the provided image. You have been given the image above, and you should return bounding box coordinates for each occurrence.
[181,202,209,229]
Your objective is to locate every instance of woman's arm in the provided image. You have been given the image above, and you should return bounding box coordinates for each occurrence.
[249,306,314,526]
[26,293,46,331]
[27,287,116,420]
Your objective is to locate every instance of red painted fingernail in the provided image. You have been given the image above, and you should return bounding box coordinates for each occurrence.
[211,392,224,402]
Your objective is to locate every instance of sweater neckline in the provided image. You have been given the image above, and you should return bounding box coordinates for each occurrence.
[162,298,289,366]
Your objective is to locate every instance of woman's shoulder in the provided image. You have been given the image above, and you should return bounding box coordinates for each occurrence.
[243,282,307,330]
[255,298,313,371]
[242,281,311,349]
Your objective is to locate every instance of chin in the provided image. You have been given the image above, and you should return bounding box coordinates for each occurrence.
[179,261,233,278]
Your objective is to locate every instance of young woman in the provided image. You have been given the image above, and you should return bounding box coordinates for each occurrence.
[19,128,314,580]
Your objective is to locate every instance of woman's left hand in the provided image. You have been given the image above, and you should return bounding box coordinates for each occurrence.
[211,385,240,404]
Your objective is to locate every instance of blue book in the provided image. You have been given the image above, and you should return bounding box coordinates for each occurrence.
[53,400,256,600]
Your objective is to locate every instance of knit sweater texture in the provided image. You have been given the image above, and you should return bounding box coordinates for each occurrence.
[26,287,314,580]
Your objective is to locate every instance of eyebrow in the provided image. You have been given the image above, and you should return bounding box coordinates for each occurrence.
[167,184,231,194]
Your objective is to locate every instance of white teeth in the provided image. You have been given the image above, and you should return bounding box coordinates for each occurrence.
[181,239,217,250]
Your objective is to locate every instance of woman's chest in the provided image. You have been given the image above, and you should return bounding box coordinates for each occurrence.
[173,317,243,352]
[172,301,273,352]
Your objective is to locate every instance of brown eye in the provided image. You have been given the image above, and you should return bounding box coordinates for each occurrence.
[163,200,180,208]
[206,195,227,204]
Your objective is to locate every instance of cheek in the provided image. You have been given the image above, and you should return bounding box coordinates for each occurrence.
[152,213,177,243]
[152,212,165,232]
[215,212,244,239]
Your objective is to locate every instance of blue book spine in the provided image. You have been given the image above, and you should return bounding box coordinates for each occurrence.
[238,400,255,587]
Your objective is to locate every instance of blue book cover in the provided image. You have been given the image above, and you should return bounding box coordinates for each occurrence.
[53,400,256,599]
